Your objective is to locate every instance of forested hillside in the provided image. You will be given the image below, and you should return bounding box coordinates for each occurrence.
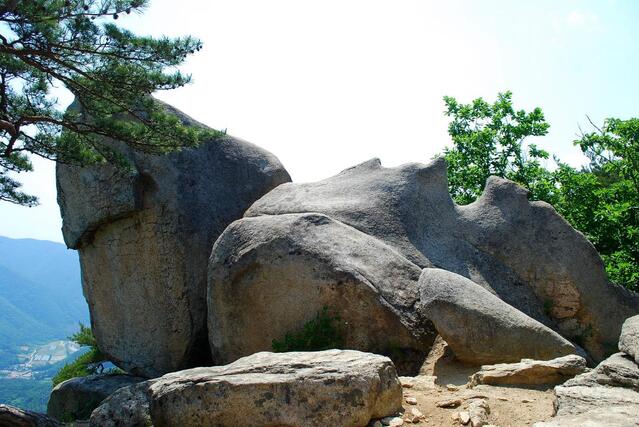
[0,237,88,367]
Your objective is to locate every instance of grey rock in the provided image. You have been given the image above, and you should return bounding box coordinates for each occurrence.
[207,213,435,374]
[564,353,639,391]
[553,385,639,416]
[467,399,490,427]
[47,374,145,421]
[90,350,402,427]
[88,381,153,427]
[245,157,639,361]
[469,355,588,387]
[0,404,62,427]
[534,406,639,427]
[57,101,290,377]
[539,353,639,426]
[620,315,639,364]
[417,268,577,364]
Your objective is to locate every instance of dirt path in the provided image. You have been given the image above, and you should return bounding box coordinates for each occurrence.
[392,337,556,426]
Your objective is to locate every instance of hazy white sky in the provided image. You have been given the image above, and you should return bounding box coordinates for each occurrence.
[2,0,638,243]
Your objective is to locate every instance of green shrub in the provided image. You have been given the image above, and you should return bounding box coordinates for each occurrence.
[52,323,116,387]
[52,348,102,387]
[272,306,344,352]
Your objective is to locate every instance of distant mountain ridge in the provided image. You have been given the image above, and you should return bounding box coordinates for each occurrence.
[0,236,89,367]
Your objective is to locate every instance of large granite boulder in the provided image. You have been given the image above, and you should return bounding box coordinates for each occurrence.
[90,350,402,427]
[620,315,639,364]
[47,374,145,421]
[57,102,290,377]
[469,355,588,387]
[417,268,577,364]
[243,157,639,360]
[207,212,436,374]
[0,405,61,427]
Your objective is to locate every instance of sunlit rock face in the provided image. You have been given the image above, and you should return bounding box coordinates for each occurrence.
[210,157,639,364]
[57,102,290,377]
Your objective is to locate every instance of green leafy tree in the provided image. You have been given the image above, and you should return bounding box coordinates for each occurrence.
[554,118,638,289]
[442,91,554,204]
[0,0,219,206]
[441,92,638,290]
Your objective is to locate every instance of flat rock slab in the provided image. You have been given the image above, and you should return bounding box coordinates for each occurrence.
[469,355,588,387]
[533,405,639,427]
[553,385,639,417]
[417,268,577,365]
[0,404,62,427]
[564,353,639,391]
[620,315,639,365]
[47,374,145,421]
[90,350,402,427]
[537,352,639,426]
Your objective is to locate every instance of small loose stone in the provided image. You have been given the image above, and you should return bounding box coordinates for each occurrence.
[405,397,418,405]
[436,398,462,408]
[410,407,424,418]
[446,384,460,391]
[459,411,471,425]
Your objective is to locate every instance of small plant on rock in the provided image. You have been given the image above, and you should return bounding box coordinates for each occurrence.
[52,323,122,386]
[272,306,344,352]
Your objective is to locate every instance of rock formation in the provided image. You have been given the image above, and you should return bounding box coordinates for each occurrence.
[0,404,62,427]
[47,374,145,422]
[90,350,402,427]
[537,315,639,426]
[210,157,639,364]
[468,355,588,387]
[417,268,576,364]
[208,212,436,374]
[620,315,639,365]
[57,102,290,377]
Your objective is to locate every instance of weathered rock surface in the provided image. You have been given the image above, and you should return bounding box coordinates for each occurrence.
[207,212,436,374]
[57,102,290,377]
[553,385,639,417]
[620,315,639,365]
[243,158,639,361]
[469,355,588,387]
[467,399,490,427]
[534,405,639,427]
[47,374,145,421]
[90,350,402,427]
[417,268,577,364]
[538,353,639,426]
[0,404,62,427]
[563,352,639,391]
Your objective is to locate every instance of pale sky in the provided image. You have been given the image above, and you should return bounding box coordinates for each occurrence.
[2,0,638,243]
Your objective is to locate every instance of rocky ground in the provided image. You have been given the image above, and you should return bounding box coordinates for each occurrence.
[383,340,558,427]
[396,376,555,427]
